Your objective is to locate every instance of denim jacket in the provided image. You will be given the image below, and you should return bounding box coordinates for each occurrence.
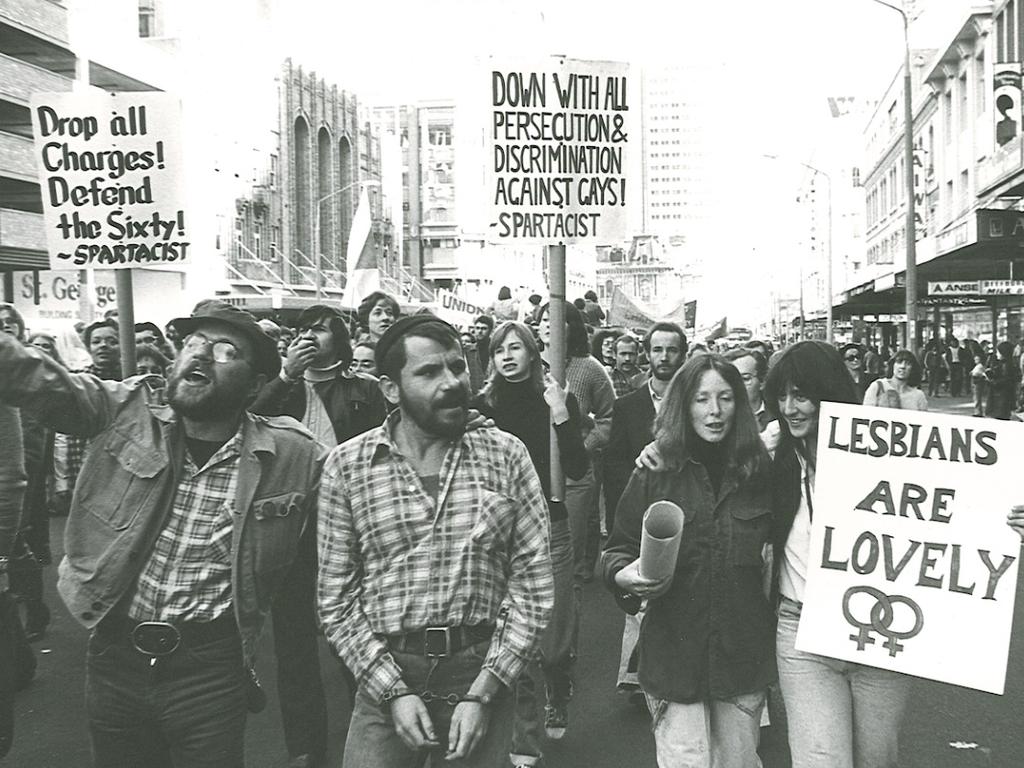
[0,333,324,666]
[603,458,776,703]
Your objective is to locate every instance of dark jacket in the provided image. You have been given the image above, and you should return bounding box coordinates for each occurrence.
[473,382,588,520]
[603,384,655,518]
[769,446,803,605]
[251,371,387,445]
[602,458,776,703]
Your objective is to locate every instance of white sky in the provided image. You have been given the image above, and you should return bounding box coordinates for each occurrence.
[192,0,977,322]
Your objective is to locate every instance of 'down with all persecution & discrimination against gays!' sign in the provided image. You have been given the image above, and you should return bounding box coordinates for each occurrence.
[796,402,1024,694]
[486,58,631,243]
[29,91,191,269]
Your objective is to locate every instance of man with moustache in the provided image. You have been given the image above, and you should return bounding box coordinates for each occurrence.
[252,304,386,768]
[317,315,553,767]
[607,334,645,398]
[603,322,687,704]
[0,302,322,767]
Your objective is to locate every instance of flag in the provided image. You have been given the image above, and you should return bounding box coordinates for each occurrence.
[341,188,379,307]
[606,286,691,330]
[701,317,728,343]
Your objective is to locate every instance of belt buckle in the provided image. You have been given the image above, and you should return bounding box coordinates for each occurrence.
[423,626,450,658]
[131,621,181,657]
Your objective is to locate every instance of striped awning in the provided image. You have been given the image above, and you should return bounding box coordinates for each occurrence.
[0,248,50,272]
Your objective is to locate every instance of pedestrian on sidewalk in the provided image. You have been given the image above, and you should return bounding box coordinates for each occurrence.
[984,341,1020,420]
[971,352,989,417]
[0,303,324,767]
[474,320,588,764]
[862,349,928,411]
[604,354,774,768]
[765,340,911,768]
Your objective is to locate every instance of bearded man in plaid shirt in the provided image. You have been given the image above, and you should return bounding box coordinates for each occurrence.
[318,315,553,767]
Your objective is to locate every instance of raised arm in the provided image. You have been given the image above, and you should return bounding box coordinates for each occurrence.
[0,333,128,437]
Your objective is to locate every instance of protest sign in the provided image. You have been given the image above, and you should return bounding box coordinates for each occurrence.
[796,402,1023,694]
[29,91,191,269]
[487,58,630,243]
[433,288,490,328]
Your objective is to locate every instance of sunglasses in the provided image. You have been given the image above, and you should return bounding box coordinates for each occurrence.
[182,333,242,364]
[844,355,861,362]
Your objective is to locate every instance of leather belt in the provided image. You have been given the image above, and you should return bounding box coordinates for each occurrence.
[98,612,238,657]
[385,624,494,658]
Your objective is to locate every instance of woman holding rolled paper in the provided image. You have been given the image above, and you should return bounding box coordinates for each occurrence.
[602,353,773,768]
[764,340,906,768]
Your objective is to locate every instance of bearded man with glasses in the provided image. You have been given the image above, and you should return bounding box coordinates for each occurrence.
[0,301,324,768]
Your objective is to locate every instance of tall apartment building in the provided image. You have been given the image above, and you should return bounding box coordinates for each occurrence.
[0,0,74,289]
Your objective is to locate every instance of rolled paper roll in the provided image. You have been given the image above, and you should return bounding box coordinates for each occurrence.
[639,500,686,581]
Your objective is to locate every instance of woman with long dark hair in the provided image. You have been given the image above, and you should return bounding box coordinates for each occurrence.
[474,320,587,766]
[603,354,774,767]
[765,340,909,767]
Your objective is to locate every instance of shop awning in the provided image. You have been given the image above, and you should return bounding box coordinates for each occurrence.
[0,248,50,272]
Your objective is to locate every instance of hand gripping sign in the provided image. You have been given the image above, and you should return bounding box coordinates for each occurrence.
[796,403,1023,694]
[639,501,686,582]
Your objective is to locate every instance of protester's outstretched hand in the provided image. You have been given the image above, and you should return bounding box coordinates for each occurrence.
[635,440,667,471]
[614,558,673,600]
[1008,506,1024,541]
[390,695,439,751]
[282,337,317,380]
[465,409,494,432]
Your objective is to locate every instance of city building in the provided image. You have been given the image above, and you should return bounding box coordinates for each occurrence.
[830,3,1024,351]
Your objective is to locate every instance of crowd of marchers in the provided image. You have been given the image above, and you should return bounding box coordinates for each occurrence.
[2,288,1024,768]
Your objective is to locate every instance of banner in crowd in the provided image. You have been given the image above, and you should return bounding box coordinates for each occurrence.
[606,286,690,330]
[29,91,191,269]
[432,288,489,328]
[341,187,380,307]
[796,402,1023,694]
[486,57,631,243]
[993,63,1022,148]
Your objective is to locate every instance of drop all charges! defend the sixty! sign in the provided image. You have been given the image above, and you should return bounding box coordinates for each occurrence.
[29,91,192,269]
[795,403,1024,695]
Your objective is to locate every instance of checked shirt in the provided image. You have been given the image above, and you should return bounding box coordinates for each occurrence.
[317,414,554,704]
[128,428,242,623]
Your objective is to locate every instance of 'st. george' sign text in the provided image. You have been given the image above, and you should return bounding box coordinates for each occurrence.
[796,403,1023,694]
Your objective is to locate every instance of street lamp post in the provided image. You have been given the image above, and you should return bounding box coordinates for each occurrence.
[313,179,381,300]
[871,0,917,351]
[764,154,834,343]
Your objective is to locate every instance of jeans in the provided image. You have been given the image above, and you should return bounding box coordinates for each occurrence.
[511,519,575,763]
[776,597,910,768]
[616,610,643,689]
[644,690,765,768]
[565,467,599,584]
[86,629,247,768]
[342,640,512,768]
[271,520,329,761]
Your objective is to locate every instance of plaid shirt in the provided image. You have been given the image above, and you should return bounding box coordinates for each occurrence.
[607,366,644,399]
[128,428,242,622]
[317,414,553,704]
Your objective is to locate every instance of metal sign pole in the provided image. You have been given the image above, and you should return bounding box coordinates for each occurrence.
[115,270,136,378]
[547,243,566,502]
